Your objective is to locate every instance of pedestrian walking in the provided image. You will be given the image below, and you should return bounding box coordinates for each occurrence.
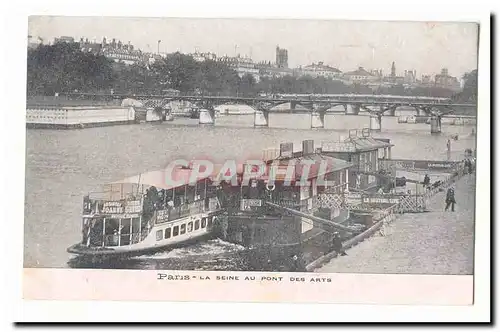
[423,174,430,189]
[445,188,456,212]
[447,139,451,160]
[332,232,347,256]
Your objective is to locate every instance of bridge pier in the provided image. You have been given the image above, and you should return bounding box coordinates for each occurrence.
[254,110,269,127]
[345,104,360,115]
[370,114,382,131]
[311,111,325,129]
[199,108,216,125]
[386,106,396,116]
[416,107,428,117]
[430,115,442,134]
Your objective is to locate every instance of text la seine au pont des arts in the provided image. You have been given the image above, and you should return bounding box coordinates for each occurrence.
[158,273,332,283]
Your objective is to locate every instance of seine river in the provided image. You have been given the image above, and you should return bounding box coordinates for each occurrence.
[24,111,476,270]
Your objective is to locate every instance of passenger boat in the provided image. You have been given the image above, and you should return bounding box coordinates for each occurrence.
[67,167,223,258]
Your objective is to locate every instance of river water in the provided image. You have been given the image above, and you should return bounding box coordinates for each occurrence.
[24,111,476,269]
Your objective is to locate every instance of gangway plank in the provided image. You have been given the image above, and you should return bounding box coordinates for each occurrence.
[264,201,354,233]
[354,170,423,184]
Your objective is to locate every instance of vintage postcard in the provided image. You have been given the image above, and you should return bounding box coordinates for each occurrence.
[16,7,490,321]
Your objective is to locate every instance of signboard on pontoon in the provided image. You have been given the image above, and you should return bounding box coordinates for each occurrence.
[345,193,362,205]
[362,197,400,204]
[240,199,263,211]
[379,159,458,172]
[321,141,356,153]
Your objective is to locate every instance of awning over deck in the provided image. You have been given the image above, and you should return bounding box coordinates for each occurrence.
[110,167,202,191]
[322,137,394,153]
[350,137,394,152]
[266,154,353,181]
[108,155,353,190]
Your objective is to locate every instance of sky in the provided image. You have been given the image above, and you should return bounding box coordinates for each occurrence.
[28,16,479,78]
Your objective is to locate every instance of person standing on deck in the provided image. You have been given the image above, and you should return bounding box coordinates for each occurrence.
[445,188,456,212]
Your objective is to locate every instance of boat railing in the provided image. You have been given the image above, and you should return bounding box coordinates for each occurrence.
[239,197,302,213]
[155,197,220,224]
[103,232,143,247]
[140,210,157,241]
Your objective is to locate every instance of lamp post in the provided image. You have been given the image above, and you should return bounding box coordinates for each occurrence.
[157,40,161,55]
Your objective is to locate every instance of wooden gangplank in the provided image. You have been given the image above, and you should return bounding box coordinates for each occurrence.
[354,171,423,184]
[264,201,354,233]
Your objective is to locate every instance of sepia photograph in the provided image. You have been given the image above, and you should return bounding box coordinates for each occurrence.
[12,3,491,316]
[25,16,479,274]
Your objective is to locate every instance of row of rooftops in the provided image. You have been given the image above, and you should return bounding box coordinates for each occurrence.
[109,129,392,190]
[262,128,393,160]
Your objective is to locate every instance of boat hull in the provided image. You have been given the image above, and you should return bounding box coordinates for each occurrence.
[67,231,216,259]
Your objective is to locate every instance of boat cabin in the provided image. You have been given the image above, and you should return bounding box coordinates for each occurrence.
[321,128,393,191]
[222,139,353,238]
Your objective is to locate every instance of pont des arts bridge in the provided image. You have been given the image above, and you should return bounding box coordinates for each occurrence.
[29,93,476,133]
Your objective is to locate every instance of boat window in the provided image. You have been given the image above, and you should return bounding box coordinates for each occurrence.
[201,218,207,228]
[173,226,179,236]
[195,220,200,230]
[156,230,163,241]
[165,228,171,239]
[207,216,213,228]
[187,222,193,232]
[180,224,186,234]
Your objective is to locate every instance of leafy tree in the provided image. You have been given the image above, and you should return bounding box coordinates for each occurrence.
[27,44,475,102]
[27,43,114,96]
[150,52,199,93]
[237,73,257,96]
[455,69,478,102]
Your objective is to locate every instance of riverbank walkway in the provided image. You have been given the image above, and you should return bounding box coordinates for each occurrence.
[316,174,475,275]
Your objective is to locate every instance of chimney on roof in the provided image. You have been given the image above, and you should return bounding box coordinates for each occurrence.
[279,142,294,158]
[302,140,315,156]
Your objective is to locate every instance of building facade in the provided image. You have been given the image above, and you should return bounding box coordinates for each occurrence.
[190,51,218,62]
[343,67,378,83]
[301,62,342,79]
[404,69,417,84]
[275,46,288,68]
[434,68,461,91]
[218,55,260,82]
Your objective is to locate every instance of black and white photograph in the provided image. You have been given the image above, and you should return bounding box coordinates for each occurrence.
[23,16,480,275]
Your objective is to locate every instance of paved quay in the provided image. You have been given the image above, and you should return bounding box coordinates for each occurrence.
[316,174,476,275]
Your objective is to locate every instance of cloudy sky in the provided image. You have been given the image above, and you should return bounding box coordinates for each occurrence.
[29,16,479,78]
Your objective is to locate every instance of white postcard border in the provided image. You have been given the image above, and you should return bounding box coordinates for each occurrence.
[1,0,492,324]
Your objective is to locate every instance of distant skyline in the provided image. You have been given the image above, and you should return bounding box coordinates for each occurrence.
[28,16,479,77]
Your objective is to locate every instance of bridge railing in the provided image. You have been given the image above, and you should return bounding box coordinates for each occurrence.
[49,92,475,107]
